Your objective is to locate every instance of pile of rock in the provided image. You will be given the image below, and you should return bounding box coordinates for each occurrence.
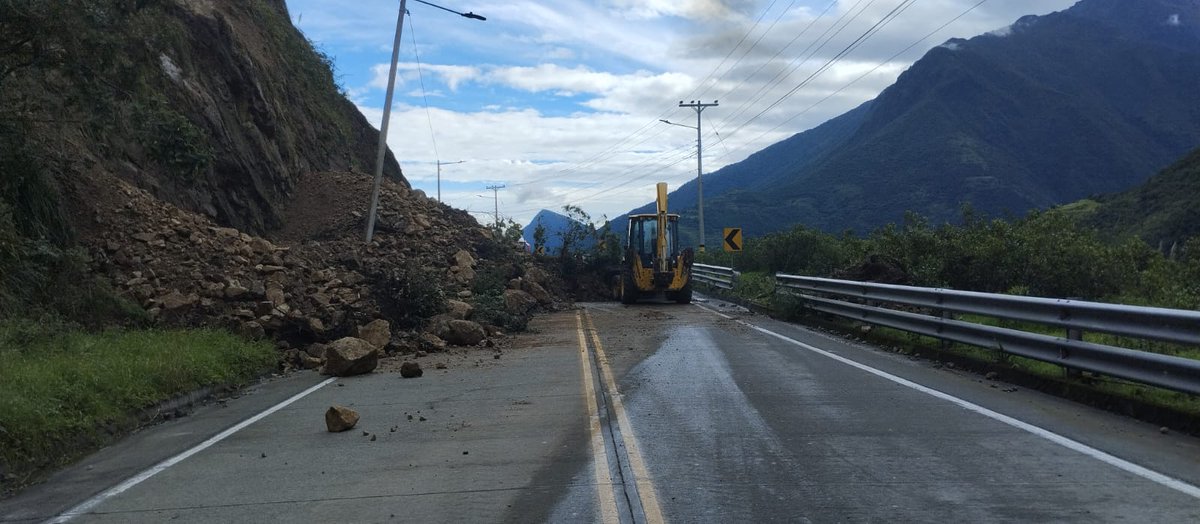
[83,174,565,364]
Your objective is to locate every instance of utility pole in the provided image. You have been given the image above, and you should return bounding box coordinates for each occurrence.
[485,184,505,233]
[365,0,408,243]
[436,160,465,203]
[678,100,717,253]
[364,0,485,242]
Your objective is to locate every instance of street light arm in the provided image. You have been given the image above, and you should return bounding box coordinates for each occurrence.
[659,119,697,130]
[412,0,487,20]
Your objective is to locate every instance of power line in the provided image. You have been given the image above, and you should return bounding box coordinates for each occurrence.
[711,0,878,141]
[712,0,990,164]
[508,0,793,188]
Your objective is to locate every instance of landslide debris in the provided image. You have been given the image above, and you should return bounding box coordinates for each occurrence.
[325,406,360,433]
[83,171,565,370]
[3,0,571,373]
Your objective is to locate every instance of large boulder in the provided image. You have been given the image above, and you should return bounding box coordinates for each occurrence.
[452,249,475,269]
[321,337,379,377]
[355,319,391,349]
[525,265,552,287]
[520,280,552,305]
[438,319,486,346]
[325,406,359,432]
[503,289,538,316]
[445,299,474,320]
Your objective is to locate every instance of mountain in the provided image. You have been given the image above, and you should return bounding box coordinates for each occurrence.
[1062,146,1200,249]
[627,0,1200,243]
[523,209,593,254]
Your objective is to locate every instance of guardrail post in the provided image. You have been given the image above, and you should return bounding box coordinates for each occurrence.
[1062,327,1084,378]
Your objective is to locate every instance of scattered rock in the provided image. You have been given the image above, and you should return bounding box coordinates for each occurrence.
[400,361,423,378]
[419,332,448,351]
[438,319,486,346]
[300,354,323,370]
[237,321,265,340]
[452,249,475,269]
[325,406,359,432]
[158,291,198,311]
[305,343,328,358]
[356,319,391,349]
[370,434,377,442]
[435,362,447,370]
[503,289,537,316]
[985,371,999,380]
[321,337,380,377]
[1160,426,1170,435]
[445,300,474,320]
[520,280,553,305]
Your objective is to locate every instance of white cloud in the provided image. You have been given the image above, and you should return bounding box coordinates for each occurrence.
[986,24,1014,38]
[1167,14,1181,26]
[603,0,757,21]
[368,63,480,91]
[291,0,1079,225]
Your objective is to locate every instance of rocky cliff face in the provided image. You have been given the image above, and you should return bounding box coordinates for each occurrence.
[111,0,404,233]
[1,0,562,348]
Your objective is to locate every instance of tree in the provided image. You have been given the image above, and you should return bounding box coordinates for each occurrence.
[532,222,547,254]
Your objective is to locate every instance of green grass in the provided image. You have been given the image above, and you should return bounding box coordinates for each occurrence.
[0,321,277,486]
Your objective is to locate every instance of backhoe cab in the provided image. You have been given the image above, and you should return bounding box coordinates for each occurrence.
[617,183,694,304]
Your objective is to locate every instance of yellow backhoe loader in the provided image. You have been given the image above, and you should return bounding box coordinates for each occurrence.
[617,183,694,304]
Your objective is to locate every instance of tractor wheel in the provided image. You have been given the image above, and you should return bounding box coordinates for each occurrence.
[620,273,638,305]
[672,282,693,304]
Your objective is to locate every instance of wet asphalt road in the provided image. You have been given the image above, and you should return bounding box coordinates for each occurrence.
[4,296,1200,523]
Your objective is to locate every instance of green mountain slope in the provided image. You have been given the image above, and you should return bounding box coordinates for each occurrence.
[1064,147,1200,249]
[628,0,1200,242]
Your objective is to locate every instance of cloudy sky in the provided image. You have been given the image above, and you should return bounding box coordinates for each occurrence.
[285,0,1076,227]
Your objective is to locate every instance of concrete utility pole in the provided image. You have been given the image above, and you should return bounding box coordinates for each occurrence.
[676,100,717,252]
[365,0,485,242]
[436,160,465,203]
[485,184,505,231]
[365,0,408,243]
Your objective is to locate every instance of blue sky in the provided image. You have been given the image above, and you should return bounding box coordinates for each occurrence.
[285,0,1076,226]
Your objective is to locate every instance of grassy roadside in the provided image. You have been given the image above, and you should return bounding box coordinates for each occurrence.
[0,321,277,493]
[698,278,1200,432]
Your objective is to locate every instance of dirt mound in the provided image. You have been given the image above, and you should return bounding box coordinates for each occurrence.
[273,171,435,243]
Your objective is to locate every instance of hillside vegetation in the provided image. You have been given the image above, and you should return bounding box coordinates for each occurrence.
[700,206,1200,311]
[1068,147,1200,251]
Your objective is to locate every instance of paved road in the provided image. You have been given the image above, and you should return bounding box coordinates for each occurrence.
[4,296,1199,522]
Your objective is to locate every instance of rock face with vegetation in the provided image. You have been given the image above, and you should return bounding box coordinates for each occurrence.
[620,0,1200,240]
[1,0,568,493]
[1,0,564,335]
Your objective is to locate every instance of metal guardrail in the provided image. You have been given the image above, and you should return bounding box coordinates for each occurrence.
[692,263,738,290]
[692,264,1200,395]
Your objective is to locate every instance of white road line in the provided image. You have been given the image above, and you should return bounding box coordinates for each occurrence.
[695,303,1200,500]
[46,377,338,523]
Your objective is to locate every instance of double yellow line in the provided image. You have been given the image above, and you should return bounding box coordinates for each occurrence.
[576,310,665,524]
